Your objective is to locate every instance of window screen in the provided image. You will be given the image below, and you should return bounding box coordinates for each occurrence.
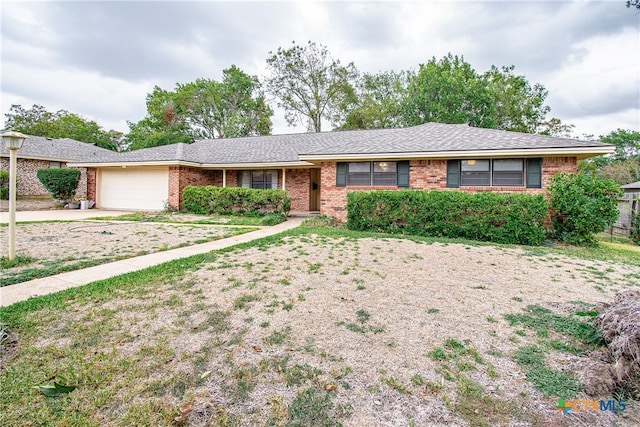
[492,159,524,186]
[460,160,490,186]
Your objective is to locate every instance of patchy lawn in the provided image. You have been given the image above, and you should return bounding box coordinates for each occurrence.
[1,227,638,426]
[0,221,256,286]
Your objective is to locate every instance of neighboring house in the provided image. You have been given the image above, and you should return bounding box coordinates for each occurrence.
[0,136,114,198]
[68,122,614,220]
[613,181,640,235]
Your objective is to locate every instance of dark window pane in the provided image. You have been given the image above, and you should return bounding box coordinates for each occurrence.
[493,159,523,186]
[251,170,264,189]
[461,172,490,186]
[373,161,397,185]
[348,162,371,186]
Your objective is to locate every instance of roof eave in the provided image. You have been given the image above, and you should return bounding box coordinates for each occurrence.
[67,160,201,168]
[298,146,616,161]
[200,161,315,169]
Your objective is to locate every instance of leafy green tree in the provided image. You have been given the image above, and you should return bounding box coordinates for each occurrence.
[600,129,640,161]
[597,158,640,185]
[36,168,81,202]
[627,0,640,11]
[401,54,496,128]
[338,70,410,130]
[482,65,551,133]
[126,66,271,150]
[175,66,272,138]
[548,173,622,245]
[265,41,358,132]
[4,104,119,150]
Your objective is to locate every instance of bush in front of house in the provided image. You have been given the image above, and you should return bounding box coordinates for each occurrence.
[36,168,81,202]
[630,210,640,245]
[0,170,8,200]
[547,173,622,246]
[182,186,291,216]
[346,190,548,245]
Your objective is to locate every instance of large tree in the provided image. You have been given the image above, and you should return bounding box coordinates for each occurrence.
[126,66,272,150]
[338,70,410,130]
[265,41,358,132]
[482,65,551,133]
[175,66,272,139]
[401,54,496,128]
[4,104,120,150]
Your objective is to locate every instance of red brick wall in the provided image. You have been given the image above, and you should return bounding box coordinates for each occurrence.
[320,157,578,221]
[168,166,220,208]
[285,168,311,212]
[87,168,97,201]
[0,158,87,198]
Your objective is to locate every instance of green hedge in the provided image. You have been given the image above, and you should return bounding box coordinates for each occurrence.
[547,173,622,246]
[0,170,8,200]
[36,168,80,201]
[182,186,291,216]
[346,190,548,245]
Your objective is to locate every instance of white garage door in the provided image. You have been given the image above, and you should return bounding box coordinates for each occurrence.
[99,167,169,210]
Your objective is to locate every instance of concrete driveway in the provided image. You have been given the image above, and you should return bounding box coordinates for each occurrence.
[0,209,136,223]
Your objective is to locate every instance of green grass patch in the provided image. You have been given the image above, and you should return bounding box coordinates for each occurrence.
[94,211,286,226]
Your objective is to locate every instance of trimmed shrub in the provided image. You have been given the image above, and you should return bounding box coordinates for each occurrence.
[346,190,548,245]
[548,173,622,246]
[36,168,81,201]
[182,186,291,216]
[0,170,8,200]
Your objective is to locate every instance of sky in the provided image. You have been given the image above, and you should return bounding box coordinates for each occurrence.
[1,0,639,141]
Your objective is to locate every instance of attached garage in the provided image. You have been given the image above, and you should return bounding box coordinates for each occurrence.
[98,167,169,210]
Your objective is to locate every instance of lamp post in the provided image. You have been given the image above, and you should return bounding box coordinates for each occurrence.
[2,131,26,261]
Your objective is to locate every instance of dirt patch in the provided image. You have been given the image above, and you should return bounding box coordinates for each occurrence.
[0,221,250,285]
[12,234,637,426]
[0,197,61,211]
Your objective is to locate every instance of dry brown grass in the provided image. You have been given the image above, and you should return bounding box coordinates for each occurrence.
[2,232,639,426]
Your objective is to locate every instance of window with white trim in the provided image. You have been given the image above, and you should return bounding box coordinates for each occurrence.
[238,170,278,189]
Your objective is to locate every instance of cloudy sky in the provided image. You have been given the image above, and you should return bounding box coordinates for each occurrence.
[1,0,639,140]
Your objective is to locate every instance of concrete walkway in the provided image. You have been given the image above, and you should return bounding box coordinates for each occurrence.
[0,217,304,307]
[0,209,136,223]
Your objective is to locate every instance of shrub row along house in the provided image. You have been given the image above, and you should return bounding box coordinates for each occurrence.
[2,123,614,220]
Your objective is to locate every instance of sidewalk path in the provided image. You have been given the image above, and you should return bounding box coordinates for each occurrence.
[0,217,304,307]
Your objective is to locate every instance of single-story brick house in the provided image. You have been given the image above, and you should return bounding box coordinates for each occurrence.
[66,122,614,220]
[0,135,113,199]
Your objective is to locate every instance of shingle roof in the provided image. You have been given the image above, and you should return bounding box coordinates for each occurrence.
[299,123,611,156]
[64,122,613,166]
[0,135,114,162]
[621,181,640,190]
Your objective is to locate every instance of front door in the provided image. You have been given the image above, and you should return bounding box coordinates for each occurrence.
[309,169,320,211]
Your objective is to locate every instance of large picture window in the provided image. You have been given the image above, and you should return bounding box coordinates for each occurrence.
[447,158,541,188]
[238,170,278,189]
[342,161,403,186]
[337,161,409,187]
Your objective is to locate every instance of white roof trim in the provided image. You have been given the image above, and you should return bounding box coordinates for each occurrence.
[298,146,615,161]
[200,161,314,169]
[0,154,72,162]
[67,160,202,168]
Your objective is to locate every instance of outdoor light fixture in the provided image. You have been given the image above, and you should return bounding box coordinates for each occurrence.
[2,130,26,261]
[467,159,476,166]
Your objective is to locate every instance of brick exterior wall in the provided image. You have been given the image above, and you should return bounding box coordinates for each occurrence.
[87,168,97,202]
[168,166,220,208]
[1,157,87,198]
[166,167,314,212]
[285,168,311,212]
[320,157,578,221]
